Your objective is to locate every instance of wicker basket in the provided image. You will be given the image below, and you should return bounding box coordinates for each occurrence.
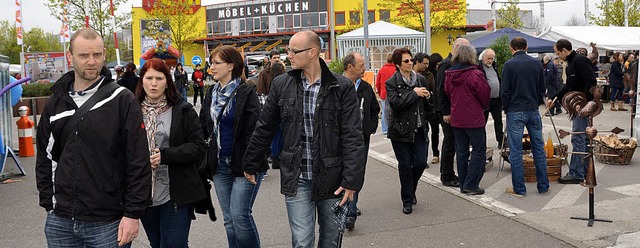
[593,139,637,165]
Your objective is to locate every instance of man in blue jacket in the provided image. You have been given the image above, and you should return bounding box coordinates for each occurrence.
[501,37,549,197]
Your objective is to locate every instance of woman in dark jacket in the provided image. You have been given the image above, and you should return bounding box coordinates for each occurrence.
[174,63,189,101]
[386,47,432,215]
[609,52,627,111]
[117,62,139,93]
[136,58,207,247]
[200,45,266,248]
[444,45,491,196]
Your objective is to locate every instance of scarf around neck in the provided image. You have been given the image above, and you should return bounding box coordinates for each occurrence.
[141,95,171,197]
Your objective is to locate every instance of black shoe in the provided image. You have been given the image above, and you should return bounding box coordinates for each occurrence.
[558,175,583,184]
[356,208,361,216]
[442,179,460,188]
[271,158,280,169]
[462,188,485,195]
[345,217,355,231]
[412,196,417,205]
[402,206,412,214]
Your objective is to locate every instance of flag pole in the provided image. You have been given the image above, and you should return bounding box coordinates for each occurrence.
[16,0,25,79]
[110,0,121,66]
[85,0,90,28]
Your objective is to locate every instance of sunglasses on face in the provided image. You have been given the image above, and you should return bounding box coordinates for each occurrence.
[402,59,414,64]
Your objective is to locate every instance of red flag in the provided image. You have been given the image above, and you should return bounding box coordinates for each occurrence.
[16,0,22,45]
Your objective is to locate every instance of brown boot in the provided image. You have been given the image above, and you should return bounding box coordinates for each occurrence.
[611,102,617,111]
[618,101,628,111]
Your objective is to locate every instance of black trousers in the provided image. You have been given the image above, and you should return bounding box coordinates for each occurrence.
[193,86,204,105]
[483,98,504,147]
[428,113,441,157]
[440,112,458,182]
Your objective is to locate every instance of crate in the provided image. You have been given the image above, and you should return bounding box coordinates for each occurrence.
[523,156,564,182]
[593,139,637,165]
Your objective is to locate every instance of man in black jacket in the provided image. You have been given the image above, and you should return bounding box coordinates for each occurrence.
[435,38,470,187]
[342,51,380,230]
[243,30,364,247]
[35,28,151,247]
[549,39,597,184]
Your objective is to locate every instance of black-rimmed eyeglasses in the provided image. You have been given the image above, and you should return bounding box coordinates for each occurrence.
[287,47,313,55]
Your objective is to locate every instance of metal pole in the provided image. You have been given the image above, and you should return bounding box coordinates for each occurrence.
[584,0,589,25]
[110,0,121,65]
[363,0,370,70]
[624,0,629,27]
[540,1,544,21]
[491,0,497,32]
[329,0,336,60]
[63,42,68,72]
[424,0,430,54]
[85,0,90,28]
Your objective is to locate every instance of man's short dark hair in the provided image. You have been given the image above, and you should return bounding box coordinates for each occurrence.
[413,52,429,63]
[69,28,102,53]
[343,52,357,71]
[386,53,393,63]
[392,47,412,66]
[510,37,527,51]
[555,39,573,52]
[269,50,280,58]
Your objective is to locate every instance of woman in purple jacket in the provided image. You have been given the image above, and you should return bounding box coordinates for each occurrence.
[444,45,491,195]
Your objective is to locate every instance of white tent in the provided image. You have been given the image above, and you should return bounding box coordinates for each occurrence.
[336,21,426,70]
[537,26,640,51]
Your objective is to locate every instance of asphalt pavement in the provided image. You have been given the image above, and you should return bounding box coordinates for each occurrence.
[0,102,638,247]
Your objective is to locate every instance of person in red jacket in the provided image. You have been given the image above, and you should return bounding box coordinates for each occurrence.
[444,44,491,196]
[376,54,395,135]
[192,64,205,105]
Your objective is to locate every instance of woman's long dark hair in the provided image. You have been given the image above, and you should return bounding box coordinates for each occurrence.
[429,53,443,75]
[135,58,181,106]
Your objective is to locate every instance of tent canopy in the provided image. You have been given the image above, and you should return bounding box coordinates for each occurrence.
[336,21,426,40]
[538,26,640,51]
[470,27,556,53]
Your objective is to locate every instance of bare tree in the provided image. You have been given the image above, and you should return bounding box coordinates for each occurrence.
[565,14,588,26]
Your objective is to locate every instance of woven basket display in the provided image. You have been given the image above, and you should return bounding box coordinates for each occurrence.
[593,139,637,165]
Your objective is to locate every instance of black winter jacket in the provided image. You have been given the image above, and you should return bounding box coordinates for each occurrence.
[36,70,151,222]
[159,101,207,206]
[357,79,380,138]
[435,54,453,114]
[385,71,432,143]
[117,73,139,93]
[553,51,597,101]
[243,59,364,201]
[200,80,267,177]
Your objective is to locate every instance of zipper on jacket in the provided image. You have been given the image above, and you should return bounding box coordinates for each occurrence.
[71,129,79,220]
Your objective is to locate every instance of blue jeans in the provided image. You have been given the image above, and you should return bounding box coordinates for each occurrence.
[453,127,486,191]
[141,201,192,248]
[391,129,428,207]
[285,179,340,248]
[506,111,549,195]
[45,212,131,248]
[348,136,370,220]
[270,127,284,158]
[568,116,589,179]
[213,157,264,248]
[179,87,188,102]
[380,100,388,134]
[611,87,625,101]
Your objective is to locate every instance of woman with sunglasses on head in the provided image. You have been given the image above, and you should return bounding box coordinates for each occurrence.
[200,45,267,248]
[136,58,207,247]
[386,47,433,215]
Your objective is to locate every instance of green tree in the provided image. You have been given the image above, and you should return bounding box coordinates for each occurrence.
[143,1,205,62]
[0,20,22,63]
[497,0,524,29]
[591,0,640,26]
[489,35,511,78]
[24,28,63,52]
[377,0,467,33]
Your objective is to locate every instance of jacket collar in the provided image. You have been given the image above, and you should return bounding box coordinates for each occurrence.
[51,66,114,97]
[288,58,338,87]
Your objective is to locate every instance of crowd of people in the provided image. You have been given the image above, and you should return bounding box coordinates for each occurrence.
[34,27,638,248]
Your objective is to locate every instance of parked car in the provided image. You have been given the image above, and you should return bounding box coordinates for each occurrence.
[247,65,258,78]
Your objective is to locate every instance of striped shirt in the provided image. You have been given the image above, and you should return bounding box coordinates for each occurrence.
[300,75,321,180]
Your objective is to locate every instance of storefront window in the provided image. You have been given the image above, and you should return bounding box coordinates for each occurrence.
[246,18,254,32]
[285,15,293,28]
[278,15,284,29]
[294,14,301,28]
[261,16,269,30]
[319,12,327,27]
[368,10,375,24]
[379,10,390,22]
[335,12,345,26]
[225,20,231,33]
[207,22,213,34]
[254,17,261,31]
[309,13,319,27]
[240,19,246,32]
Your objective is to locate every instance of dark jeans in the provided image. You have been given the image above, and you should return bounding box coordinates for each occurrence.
[391,129,428,207]
[428,113,441,157]
[440,113,458,182]
[141,201,192,248]
[453,127,486,191]
[45,212,131,248]
[348,135,370,219]
[193,86,204,105]
[506,111,549,195]
[483,98,504,147]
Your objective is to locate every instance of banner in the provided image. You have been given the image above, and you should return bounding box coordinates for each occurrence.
[60,0,70,43]
[15,0,22,45]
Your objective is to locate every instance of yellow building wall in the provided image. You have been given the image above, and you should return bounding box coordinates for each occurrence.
[132,6,207,67]
[333,0,467,56]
